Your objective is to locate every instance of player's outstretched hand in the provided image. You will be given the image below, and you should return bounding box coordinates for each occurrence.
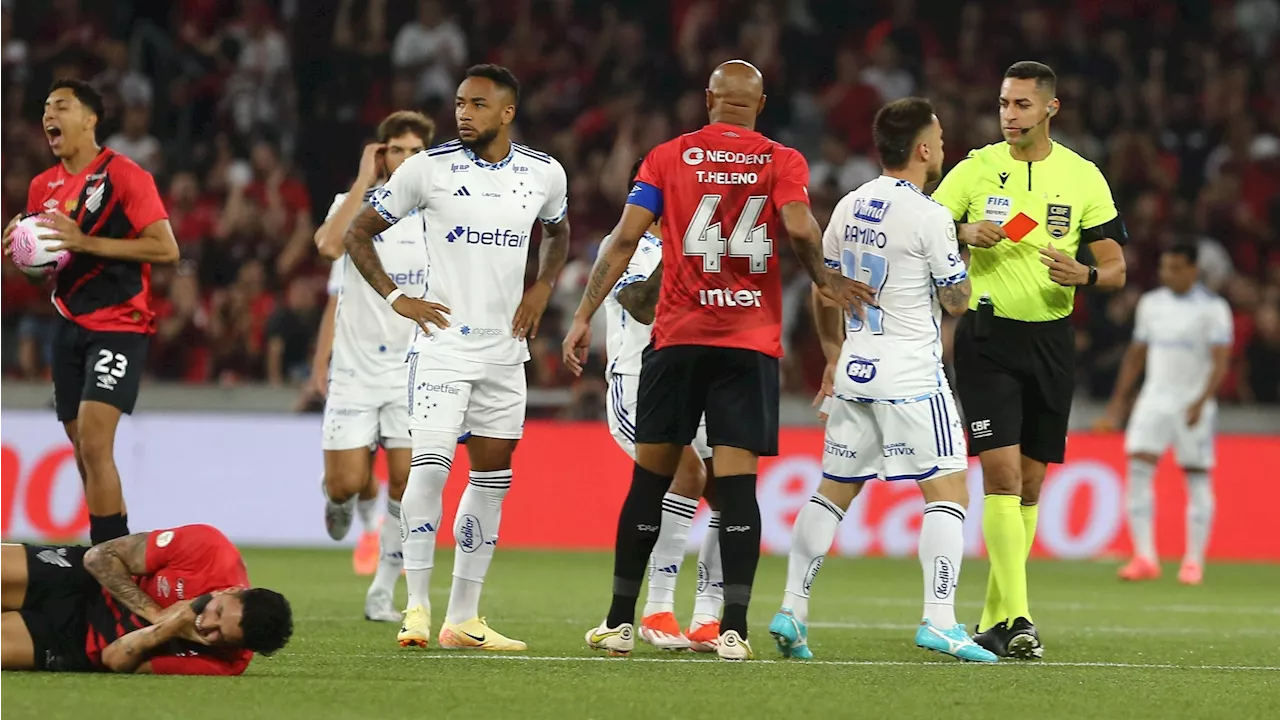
[42,211,92,253]
[513,281,553,340]
[818,270,876,321]
[2,214,21,256]
[391,296,451,336]
[959,221,1007,248]
[813,361,836,422]
[562,317,592,377]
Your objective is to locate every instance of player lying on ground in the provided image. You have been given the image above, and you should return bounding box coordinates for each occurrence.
[600,158,723,651]
[1098,243,1230,586]
[565,60,873,661]
[2,79,179,547]
[0,524,292,674]
[312,110,436,622]
[344,65,570,651]
[769,98,995,663]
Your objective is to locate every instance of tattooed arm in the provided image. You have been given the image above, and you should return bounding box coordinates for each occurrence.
[83,533,164,624]
[341,206,395,297]
[616,261,663,325]
[937,277,972,317]
[512,217,572,339]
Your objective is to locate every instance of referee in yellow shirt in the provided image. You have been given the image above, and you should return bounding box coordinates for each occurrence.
[932,61,1127,659]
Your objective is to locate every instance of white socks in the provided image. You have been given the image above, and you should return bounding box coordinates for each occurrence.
[370,498,404,595]
[692,511,724,625]
[783,494,844,625]
[1185,470,1214,566]
[402,445,453,611]
[643,493,697,617]
[446,469,512,624]
[1125,458,1157,560]
[919,501,966,629]
[357,495,378,532]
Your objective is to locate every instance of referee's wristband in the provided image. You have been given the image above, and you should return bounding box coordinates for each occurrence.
[384,288,405,306]
[1086,266,1098,286]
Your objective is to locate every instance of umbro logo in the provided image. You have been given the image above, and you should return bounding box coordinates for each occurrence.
[37,549,71,567]
[454,186,471,196]
[998,172,1010,188]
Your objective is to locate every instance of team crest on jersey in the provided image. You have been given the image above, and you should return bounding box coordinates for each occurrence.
[65,198,78,212]
[1046,203,1072,239]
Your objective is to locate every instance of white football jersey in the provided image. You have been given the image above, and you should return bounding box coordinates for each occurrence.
[1133,285,1233,407]
[602,231,662,376]
[326,190,428,385]
[823,176,968,402]
[371,139,568,365]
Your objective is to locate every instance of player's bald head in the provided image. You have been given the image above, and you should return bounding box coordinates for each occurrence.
[706,60,766,127]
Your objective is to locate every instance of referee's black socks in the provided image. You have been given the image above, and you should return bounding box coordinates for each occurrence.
[607,464,671,628]
[716,473,761,638]
[89,513,129,545]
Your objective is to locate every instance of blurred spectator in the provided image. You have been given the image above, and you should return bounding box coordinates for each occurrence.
[150,264,209,381]
[105,105,163,175]
[1242,301,1280,403]
[265,279,321,386]
[392,0,467,110]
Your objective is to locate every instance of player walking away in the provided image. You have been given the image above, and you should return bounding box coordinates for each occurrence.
[932,61,1127,659]
[601,159,724,652]
[563,60,873,661]
[769,99,996,664]
[312,111,435,622]
[343,64,571,651]
[1098,244,1231,585]
[1,524,293,674]
[1,79,178,546]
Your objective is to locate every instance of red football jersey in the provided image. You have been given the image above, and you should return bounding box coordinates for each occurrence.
[633,123,810,358]
[27,148,168,333]
[85,524,253,675]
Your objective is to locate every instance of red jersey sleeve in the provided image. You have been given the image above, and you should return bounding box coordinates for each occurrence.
[634,143,668,190]
[113,160,169,233]
[149,649,251,676]
[145,524,235,574]
[772,148,811,210]
[26,175,45,215]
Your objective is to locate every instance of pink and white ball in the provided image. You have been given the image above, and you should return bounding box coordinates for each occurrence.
[10,216,69,278]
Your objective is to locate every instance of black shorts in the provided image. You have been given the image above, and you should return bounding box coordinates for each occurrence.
[635,344,780,457]
[18,544,97,672]
[953,312,1074,464]
[52,315,149,422]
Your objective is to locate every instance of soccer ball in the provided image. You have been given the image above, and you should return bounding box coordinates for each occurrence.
[10,216,69,277]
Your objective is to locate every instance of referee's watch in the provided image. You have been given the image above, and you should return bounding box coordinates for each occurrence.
[1086,266,1098,286]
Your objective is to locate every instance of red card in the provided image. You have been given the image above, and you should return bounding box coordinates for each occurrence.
[1003,212,1038,243]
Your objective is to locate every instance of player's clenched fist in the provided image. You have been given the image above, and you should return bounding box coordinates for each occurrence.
[561,317,592,377]
[958,221,1007,248]
[391,296,450,335]
[817,269,876,321]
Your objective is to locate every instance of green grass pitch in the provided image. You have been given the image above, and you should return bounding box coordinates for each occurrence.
[3,550,1278,720]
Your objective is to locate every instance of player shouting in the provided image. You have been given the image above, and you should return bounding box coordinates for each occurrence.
[343,65,570,651]
[769,98,996,663]
[564,60,873,661]
[1,524,292,674]
[600,158,723,651]
[312,111,435,622]
[2,79,178,546]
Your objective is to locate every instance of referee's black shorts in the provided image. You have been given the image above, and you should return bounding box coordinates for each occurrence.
[635,344,780,457]
[953,312,1074,464]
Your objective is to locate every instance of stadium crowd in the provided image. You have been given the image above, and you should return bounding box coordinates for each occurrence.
[3,0,1278,408]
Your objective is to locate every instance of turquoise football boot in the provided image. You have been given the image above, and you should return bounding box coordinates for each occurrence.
[915,620,999,663]
[768,608,813,660]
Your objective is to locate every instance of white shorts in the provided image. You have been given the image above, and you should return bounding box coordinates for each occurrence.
[607,373,711,461]
[1125,398,1216,469]
[822,391,967,482]
[407,350,526,440]
[322,377,411,451]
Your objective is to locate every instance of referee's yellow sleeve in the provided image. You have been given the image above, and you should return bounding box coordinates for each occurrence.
[1080,163,1119,230]
[931,154,978,222]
